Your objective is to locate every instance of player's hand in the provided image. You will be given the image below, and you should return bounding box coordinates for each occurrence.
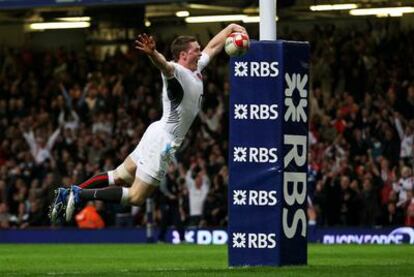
[228,23,248,35]
[135,33,156,55]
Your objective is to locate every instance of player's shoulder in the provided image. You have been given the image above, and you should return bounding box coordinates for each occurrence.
[170,61,189,75]
[199,52,210,64]
[161,61,182,79]
[200,51,210,59]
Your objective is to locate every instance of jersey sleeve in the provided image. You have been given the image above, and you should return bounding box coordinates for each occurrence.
[198,52,210,71]
[161,61,178,80]
[162,61,185,81]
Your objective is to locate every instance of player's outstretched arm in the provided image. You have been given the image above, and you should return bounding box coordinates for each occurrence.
[135,33,174,78]
[203,23,248,59]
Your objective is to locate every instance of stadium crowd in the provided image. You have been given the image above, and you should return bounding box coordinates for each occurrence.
[0,21,413,231]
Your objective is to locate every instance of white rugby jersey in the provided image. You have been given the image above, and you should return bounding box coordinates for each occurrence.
[158,52,210,145]
[393,177,414,206]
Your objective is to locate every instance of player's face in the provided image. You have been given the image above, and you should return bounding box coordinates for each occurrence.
[184,41,201,71]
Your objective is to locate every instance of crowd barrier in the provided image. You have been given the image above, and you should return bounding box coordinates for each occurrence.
[0,226,413,245]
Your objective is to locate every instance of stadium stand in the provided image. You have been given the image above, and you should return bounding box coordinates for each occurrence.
[0,22,413,231]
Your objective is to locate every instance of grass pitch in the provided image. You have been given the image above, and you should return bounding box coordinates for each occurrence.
[0,244,412,276]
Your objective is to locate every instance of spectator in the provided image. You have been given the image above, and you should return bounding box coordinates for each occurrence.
[0,203,11,228]
[20,199,48,228]
[405,194,414,226]
[75,201,105,229]
[392,166,414,208]
[360,176,380,226]
[21,123,61,166]
[58,107,80,131]
[200,174,227,227]
[393,113,414,165]
[185,164,210,227]
[381,201,403,226]
[339,176,360,225]
[157,165,185,243]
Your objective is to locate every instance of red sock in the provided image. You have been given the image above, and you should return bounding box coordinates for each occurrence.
[78,173,109,189]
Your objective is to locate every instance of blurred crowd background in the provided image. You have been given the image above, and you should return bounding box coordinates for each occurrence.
[0,21,413,232]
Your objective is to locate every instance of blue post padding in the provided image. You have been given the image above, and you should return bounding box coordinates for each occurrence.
[228,40,309,267]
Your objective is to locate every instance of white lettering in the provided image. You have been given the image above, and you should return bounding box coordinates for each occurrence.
[355,235,364,244]
[268,191,278,206]
[324,233,412,245]
[234,104,279,120]
[250,62,260,77]
[284,135,307,167]
[270,62,279,77]
[259,147,268,162]
[269,148,278,163]
[183,230,195,244]
[197,230,212,245]
[249,190,259,205]
[250,105,260,119]
[249,148,258,163]
[248,233,258,248]
[239,147,277,163]
[340,235,347,243]
[235,190,278,206]
[268,234,277,248]
[260,62,270,77]
[282,208,306,239]
[260,104,269,119]
[212,230,228,245]
[258,191,267,206]
[258,233,267,248]
[323,235,334,244]
[270,104,278,119]
[283,172,307,206]
[394,234,403,244]
[235,61,279,78]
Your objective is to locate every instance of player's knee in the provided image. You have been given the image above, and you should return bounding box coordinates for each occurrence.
[128,187,146,205]
[112,163,135,186]
[129,194,145,205]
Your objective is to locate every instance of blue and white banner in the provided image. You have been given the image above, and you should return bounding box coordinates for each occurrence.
[228,40,309,266]
[311,226,414,245]
[1,227,413,244]
[170,227,414,245]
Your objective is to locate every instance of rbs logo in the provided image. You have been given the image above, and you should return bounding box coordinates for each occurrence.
[234,61,279,77]
[282,72,309,240]
[233,147,278,163]
[234,104,278,120]
[233,190,277,206]
[232,232,277,249]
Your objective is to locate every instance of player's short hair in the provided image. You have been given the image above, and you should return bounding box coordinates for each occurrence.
[171,36,197,61]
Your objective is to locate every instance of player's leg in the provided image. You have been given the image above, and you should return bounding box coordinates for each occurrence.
[65,171,157,221]
[125,176,157,205]
[64,157,137,221]
[50,157,137,224]
[65,121,171,221]
[69,175,155,205]
[77,157,136,189]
